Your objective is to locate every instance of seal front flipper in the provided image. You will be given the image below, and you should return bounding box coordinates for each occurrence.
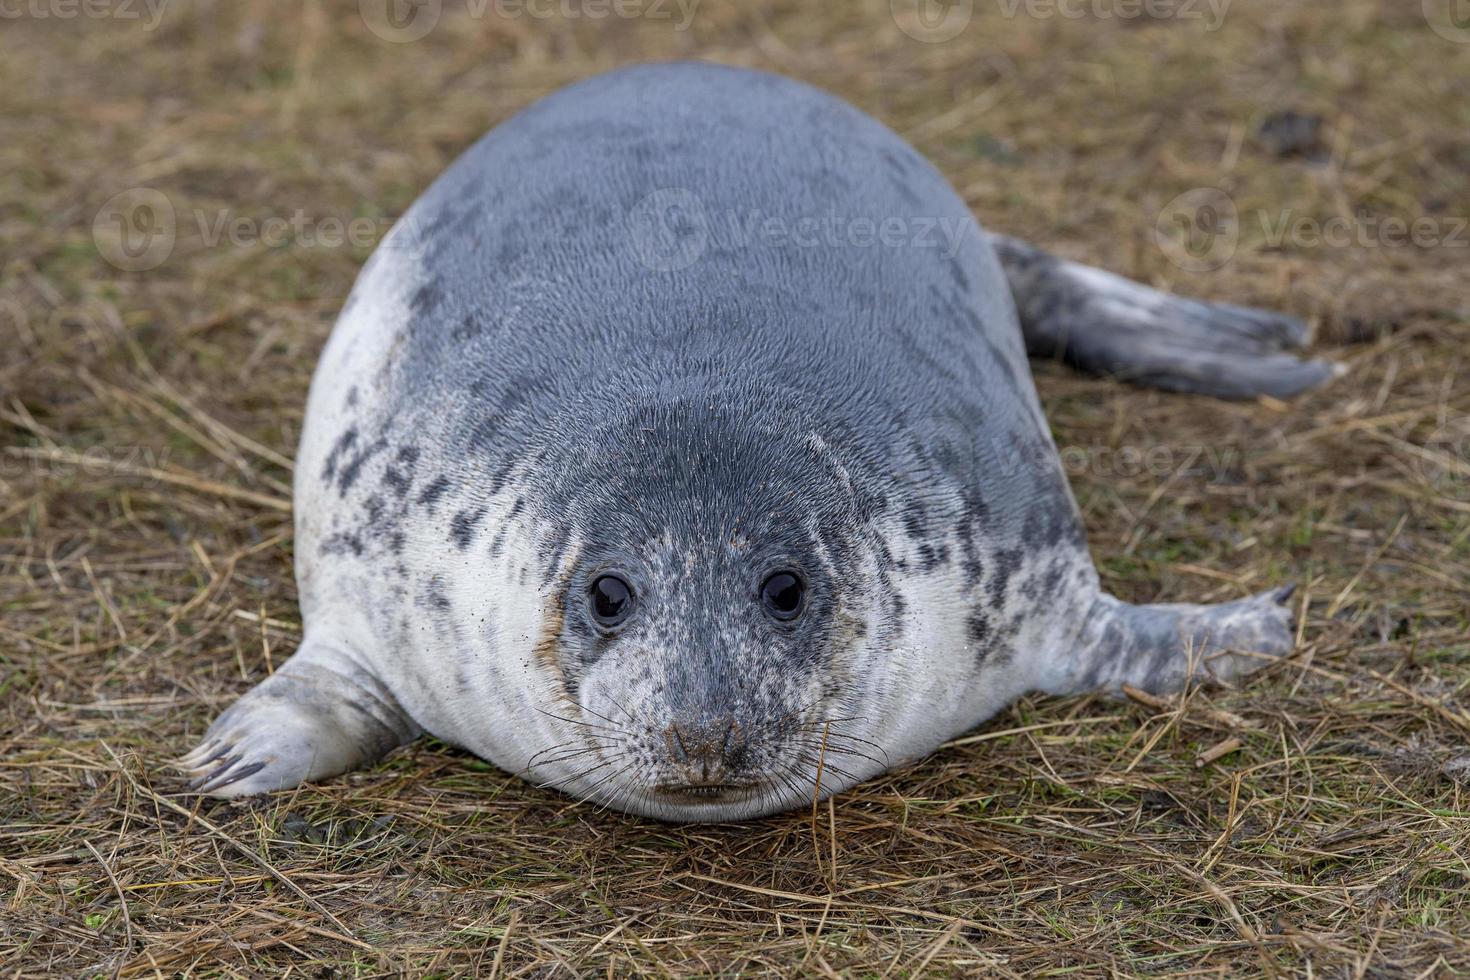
[177,635,420,797]
[1047,586,1298,697]
[991,234,1343,400]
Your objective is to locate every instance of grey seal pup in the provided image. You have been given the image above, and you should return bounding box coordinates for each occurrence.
[179,63,1333,821]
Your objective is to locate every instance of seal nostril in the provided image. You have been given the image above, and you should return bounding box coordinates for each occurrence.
[665,723,692,764]
[721,717,740,756]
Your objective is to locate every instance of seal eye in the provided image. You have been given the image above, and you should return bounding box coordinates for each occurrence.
[761,571,805,621]
[590,574,633,627]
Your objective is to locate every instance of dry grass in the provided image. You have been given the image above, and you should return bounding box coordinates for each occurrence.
[3,0,1469,975]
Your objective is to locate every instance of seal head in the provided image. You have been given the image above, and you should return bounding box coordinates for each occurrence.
[528,386,894,820]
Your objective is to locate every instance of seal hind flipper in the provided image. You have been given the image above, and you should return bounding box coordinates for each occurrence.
[992,234,1343,400]
[177,637,420,798]
[1053,586,1298,696]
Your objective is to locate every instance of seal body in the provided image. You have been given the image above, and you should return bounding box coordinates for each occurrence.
[182,63,1302,820]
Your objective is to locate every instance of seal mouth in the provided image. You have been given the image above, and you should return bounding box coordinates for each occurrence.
[654,782,754,802]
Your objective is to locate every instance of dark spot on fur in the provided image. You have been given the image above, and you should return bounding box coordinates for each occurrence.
[320,531,364,558]
[425,577,451,611]
[1037,560,1067,599]
[918,542,949,572]
[452,312,484,342]
[383,446,420,498]
[450,508,485,550]
[955,521,985,585]
[383,468,412,498]
[417,475,451,507]
[538,534,568,588]
[322,426,358,482]
[968,611,992,646]
[363,494,385,523]
[410,281,441,317]
[338,437,386,495]
[988,547,1024,608]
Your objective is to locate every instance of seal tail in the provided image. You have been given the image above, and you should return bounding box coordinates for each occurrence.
[991,234,1344,401]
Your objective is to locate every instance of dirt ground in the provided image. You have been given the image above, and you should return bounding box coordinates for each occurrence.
[3,0,1468,975]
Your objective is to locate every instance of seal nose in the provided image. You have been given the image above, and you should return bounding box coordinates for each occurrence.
[664,716,744,784]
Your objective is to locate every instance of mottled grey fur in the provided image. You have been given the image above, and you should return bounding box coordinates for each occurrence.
[179,63,1324,820]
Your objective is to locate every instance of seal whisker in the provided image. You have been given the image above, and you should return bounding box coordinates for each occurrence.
[805,743,886,771]
[588,767,642,815]
[536,756,624,794]
[570,758,634,809]
[782,696,834,725]
[805,732,890,769]
[527,742,624,772]
[791,714,891,769]
[600,693,639,726]
[563,698,626,730]
[760,765,802,810]
[524,736,589,763]
[824,732,887,759]
[790,749,860,784]
[526,746,612,771]
[777,760,824,807]
[522,735,618,773]
[533,707,623,735]
[774,768,811,809]
[794,714,866,728]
